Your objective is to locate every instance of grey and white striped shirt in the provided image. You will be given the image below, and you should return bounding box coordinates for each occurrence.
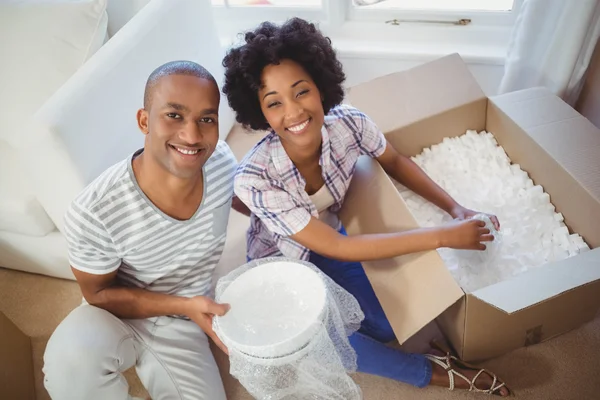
[64,141,236,298]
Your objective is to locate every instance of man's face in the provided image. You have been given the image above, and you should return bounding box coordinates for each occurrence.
[137,74,220,179]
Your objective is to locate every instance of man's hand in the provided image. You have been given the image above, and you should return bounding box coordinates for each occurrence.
[184,296,231,355]
[449,204,500,231]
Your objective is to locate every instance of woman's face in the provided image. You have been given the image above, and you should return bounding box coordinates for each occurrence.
[258,59,325,151]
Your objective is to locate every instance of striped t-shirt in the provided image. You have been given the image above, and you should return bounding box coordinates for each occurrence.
[64,141,237,298]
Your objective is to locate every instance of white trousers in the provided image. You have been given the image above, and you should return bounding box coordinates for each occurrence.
[43,305,227,400]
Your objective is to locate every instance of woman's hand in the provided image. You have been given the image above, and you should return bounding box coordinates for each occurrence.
[438,219,495,250]
[449,204,500,231]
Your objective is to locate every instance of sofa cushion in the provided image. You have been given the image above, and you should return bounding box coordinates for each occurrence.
[0,141,55,236]
[0,230,71,280]
[106,0,151,37]
[0,0,108,147]
[27,0,234,232]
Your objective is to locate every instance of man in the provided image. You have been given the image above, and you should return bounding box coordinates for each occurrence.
[43,61,237,400]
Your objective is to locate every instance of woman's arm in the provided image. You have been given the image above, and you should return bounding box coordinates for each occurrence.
[375,141,500,229]
[232,195,252,217]
[376,141,459,215]
[291,217,492,262]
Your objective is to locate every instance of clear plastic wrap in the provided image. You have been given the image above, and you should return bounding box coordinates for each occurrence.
[213,257,365,400]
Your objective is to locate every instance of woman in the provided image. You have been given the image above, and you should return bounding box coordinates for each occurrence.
[224,18,510,396]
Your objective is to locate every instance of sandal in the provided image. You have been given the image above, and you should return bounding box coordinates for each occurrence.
[424,340,513,396]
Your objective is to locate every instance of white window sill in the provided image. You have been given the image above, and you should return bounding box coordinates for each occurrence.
[218,20,510,66]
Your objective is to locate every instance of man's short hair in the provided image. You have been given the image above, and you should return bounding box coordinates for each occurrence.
[144,60,218,109]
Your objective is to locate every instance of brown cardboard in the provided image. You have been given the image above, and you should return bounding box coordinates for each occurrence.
[488,90,600,249]
[0,311,35,400]
[341,53,600,361]
[339,157,464,342]
[346,53,487,136]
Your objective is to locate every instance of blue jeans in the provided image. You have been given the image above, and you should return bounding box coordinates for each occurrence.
[308,227,432,388]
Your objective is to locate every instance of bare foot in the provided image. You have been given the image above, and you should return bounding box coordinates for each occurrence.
[428,349,510,397]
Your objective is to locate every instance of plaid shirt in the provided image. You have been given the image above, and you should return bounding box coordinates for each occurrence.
[234,104,387,261]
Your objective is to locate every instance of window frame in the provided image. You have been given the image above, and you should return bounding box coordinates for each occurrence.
[210,1,326,26]
[212,0,522,65]
[346,0,524,27]
[211,0,523,28]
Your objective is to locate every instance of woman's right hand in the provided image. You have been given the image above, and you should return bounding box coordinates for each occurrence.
[291,216,495,262]
[438,219,494,250]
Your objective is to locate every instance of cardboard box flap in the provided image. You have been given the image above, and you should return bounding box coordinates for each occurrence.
[489,89,600,248]
[489,89,600,198]
[340,156,464,343]
[489,87,587,129]
[472,248,600,314]
[346,53,486,134]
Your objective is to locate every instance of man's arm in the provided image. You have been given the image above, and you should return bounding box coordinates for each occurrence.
[73,267,194,318]
[73,267,230,353]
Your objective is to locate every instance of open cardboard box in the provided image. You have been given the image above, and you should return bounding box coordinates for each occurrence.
[339,53,600,362]
[0,310,36,399]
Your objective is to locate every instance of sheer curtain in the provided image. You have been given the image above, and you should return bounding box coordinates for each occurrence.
[498,0,600,106]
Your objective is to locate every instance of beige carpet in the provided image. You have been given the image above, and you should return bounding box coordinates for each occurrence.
[2,267,600,400]
[2,126,600,399]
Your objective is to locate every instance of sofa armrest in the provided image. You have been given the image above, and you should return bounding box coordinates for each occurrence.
[25,0,233,232]
[106,0,151,37]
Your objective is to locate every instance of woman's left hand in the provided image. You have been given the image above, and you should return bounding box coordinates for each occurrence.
[449,205,500,231]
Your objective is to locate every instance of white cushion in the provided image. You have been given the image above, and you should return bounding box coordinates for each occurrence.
[0,230,72,280]
[0,141,55,236]
[0,0,108,147]
[27,0,234,232]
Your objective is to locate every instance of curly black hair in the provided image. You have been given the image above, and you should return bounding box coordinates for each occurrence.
[222,18,346,131]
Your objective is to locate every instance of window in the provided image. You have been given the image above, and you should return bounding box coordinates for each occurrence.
[349,0,522,26]
[210,0,325,31]
[352,0,515,12]
[212,0,523,61]
[211,0,320,7]
[211,0,521,28]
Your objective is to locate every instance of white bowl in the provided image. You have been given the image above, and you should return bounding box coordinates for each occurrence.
[216,260,328,359]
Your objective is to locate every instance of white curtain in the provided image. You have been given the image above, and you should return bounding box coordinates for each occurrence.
[498,0,600,106]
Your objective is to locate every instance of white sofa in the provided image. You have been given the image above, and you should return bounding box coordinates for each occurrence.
[0,0,235,280]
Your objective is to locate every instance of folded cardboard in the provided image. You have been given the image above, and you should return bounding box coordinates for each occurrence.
[340,53,600,362]
[0,310,36,399]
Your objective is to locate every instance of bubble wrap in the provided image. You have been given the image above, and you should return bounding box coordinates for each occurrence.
[395,130,591,293]
[213,257,365,400]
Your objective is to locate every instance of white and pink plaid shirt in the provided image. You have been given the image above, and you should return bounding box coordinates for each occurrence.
[234,104,387,261]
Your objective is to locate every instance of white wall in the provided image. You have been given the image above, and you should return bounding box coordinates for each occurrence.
[340,56,504,95]
[106,0,152,37]
[576,38,600,129]
[106,0,505,114]
[106,0,234,140]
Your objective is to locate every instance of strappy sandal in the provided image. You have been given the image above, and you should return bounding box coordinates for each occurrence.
[424,340,513,396]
